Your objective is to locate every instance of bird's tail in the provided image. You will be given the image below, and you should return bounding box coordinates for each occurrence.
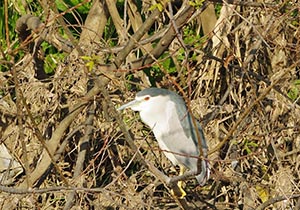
[195,159,210,186]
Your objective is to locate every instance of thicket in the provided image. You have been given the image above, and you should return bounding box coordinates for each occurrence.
[0,0,299,209]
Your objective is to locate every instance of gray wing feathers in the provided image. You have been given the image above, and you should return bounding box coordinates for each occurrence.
[172,96,210,185]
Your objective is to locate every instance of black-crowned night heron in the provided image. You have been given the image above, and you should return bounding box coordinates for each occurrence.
[118,88,210,196]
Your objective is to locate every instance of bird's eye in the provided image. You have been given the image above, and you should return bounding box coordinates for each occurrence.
[144,96,150,101]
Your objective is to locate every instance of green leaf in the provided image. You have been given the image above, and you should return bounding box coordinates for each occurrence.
[242,139,258,154]
[288,86,299,101]
[85,61,94,72]
[55,0,91,13]
[149,3,164,12]
[287,80,300,101]
[256,185,269,203]
[189,0,205,9]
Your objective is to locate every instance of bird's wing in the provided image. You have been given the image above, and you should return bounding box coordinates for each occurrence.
[172,98,208,151]
[172,99,210,182]
[159,100,200,168]
[164,96,210,185]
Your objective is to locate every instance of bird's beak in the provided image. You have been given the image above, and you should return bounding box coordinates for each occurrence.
[117,99,139,111]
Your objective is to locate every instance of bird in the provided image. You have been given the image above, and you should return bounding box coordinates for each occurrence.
[118,87,210,196]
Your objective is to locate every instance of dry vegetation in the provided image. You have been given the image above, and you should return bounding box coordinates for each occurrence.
[0,0,300,209]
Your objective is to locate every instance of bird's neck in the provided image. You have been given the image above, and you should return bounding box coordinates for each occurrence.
[140,109,167,133]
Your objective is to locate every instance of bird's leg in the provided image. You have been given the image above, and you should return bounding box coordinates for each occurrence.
[178,165,187,197]
[171,165,186,198]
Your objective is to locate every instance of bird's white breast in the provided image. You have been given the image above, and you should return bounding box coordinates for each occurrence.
[140,99,199,168]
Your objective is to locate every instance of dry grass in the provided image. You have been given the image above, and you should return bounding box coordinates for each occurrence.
[0,0,299,209]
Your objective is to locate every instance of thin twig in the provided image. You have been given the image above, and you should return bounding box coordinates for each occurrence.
[256,194,300,210]
[63,101,96,210]
[12,67,30,188]
[209,68,291,154]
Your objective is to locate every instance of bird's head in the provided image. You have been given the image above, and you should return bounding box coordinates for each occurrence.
[117,88,172,112]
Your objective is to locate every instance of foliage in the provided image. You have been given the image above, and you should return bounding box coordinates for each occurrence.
[288,79,300,101]
[189,0,205,9]
[0,1,21,71]
[0,0,299,209]
[55,0,91,14]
